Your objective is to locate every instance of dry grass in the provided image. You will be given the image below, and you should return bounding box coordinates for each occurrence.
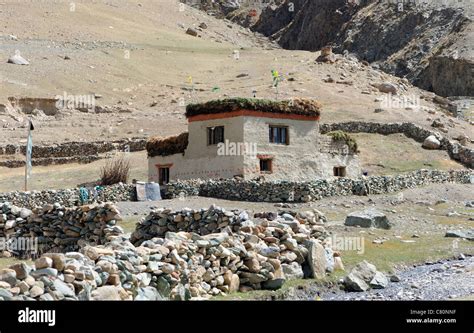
[185,98,322,117]
[146,132,189,157]
[100,155,131,186]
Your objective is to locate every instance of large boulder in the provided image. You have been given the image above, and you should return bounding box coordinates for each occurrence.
[422,135,441,149]
[303,240,327,279]
[445,230,474,241]
[344,209,392,229]
[376,83,398,94]
[370,271,389,289]
[343,261,377,292]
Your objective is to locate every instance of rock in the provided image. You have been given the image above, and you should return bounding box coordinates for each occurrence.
[422,135,441,149]
[198,22,208,29]
[376,83,398,94]
[282,262,304,280]
[0,288,13,300]
[53,279,75,298]
[35,257,53,270]
[136,286,162,300]
[304,240,327,279]
[262,278,285,290]
[0,281,11,289]
[91,286,123,300]
[29,285,44,298]
[344,261,377,292]
[344,272,369,292]
[445,230,474,241]
[186,28,198,37]
[43,253,66,271]
[30,268,58,278]
[20,208,32,219]
[0,269,17,286]
[334,257,345,271]
[370,271,389,289]
[345,209,392,229]
[316,46,336,63]
[7,54,29,65]
[390,274,401,282]
[9,263,30,280]
[244,258,260,273]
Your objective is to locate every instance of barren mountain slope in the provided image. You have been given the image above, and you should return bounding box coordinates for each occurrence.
[252,0,474,97]
[0,0,472,148]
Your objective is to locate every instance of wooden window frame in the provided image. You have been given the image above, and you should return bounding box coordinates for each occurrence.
[333,166,347,177]
[259,157,273,174]
[269,125,289,145]
[207,126,225,146]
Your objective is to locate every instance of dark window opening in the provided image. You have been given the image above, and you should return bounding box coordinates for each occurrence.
[260,159,273,173]
[159,167,170,185]
[207,126,224,145]
[269,126,289,145]
[333,166,346,177]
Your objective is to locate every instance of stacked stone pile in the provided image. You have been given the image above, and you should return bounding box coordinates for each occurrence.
[0,202,124,255]
[130,206,336,297]
[0,205,337,300]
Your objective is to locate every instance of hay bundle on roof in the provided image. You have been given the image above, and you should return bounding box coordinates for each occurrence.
[185,98,322,118]
[146,132,189,157]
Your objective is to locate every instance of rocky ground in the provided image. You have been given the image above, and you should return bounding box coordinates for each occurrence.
[320,256,474,300]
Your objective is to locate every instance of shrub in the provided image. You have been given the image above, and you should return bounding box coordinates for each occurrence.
[327,130,358,153]
[100,155,131,186]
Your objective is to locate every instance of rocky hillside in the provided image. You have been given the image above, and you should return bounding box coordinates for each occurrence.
[251,0,474,97]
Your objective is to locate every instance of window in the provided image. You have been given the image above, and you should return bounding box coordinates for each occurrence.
[333,166,346,177]
[259,158,273,173]
[269,126,289,145]
[207,126,224,145]
[159,167,170,185]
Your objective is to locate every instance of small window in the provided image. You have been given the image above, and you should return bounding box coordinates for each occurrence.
[269,126,289,145]
[333,166,346,177]
[207,126,224,145]
[259,159,273,173]
[159,167,170,185]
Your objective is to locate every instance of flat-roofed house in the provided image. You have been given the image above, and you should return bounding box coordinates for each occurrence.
[147,98,360,184]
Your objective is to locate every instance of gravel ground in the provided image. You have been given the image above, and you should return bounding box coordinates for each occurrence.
[319,256,474,301]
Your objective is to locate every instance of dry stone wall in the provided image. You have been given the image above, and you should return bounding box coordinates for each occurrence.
[320,121,474,168]
[0,183,136,209]
[0,138,146,168]
[0,202,124,255]
[163,170,473,202]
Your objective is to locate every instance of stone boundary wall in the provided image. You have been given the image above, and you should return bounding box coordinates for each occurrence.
[0,184,136,209]
[0,138,147,168]
[320,121,474,168]
[163,170,473,202]
[0,202,123,255]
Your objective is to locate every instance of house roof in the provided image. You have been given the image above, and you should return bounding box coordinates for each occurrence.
[185,98,322,118]
[146,132,189,157]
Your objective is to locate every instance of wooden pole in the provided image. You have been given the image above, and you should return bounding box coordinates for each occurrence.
[25,119,31,191]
